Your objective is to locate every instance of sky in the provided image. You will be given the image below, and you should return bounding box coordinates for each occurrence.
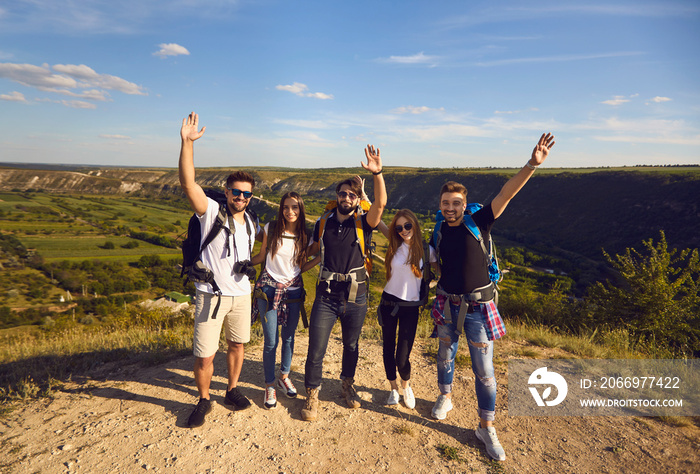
[0,0,699,169]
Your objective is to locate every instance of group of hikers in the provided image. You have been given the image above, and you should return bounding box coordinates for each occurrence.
[178,112,555,462]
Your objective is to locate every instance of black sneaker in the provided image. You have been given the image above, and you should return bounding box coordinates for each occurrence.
[187,398,212,428]
[224,387,252,410]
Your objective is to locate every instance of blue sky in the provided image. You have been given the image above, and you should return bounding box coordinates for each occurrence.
[1,1,698,169]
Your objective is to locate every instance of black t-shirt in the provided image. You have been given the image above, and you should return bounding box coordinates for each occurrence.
[434,203,496,294]
[313,211,375,297]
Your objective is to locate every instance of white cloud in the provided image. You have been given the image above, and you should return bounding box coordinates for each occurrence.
[52,64,146,95]
[601,96,630,106]
[391,105,444,115]
[491,107,539,115]
[476,51,644,67]
[61,100,97,109]
[601,94,639,106]
[379,52,439,67]
[99,134,131,140]
[0,91,27,102]
[276,82,334,99]
[273,119,332,129]
[0,62,145,110]
[153,43,190,58]
[307,92,334,100]
[0,63,76,89]
[648,96,672,104]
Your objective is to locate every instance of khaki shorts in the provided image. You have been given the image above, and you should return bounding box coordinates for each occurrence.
[192,291,252,358]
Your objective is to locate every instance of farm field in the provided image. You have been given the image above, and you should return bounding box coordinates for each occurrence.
[0,192,188,262]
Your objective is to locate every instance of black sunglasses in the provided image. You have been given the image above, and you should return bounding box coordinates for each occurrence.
[227,187,253,199]
[395,222,413,233]
[337,191,358,200]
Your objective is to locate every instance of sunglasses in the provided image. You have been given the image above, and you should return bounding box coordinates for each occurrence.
[337,191,358,200]
[395,222,413,233]
[227,188,253,199]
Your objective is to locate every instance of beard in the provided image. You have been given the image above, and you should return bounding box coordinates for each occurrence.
[336,202,356,215]
[230,199,248,213]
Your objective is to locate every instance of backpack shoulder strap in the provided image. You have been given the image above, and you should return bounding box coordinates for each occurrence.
[422,240,432,282]
[354,210,365,259]
[199,202,229,255]
[462,214,482,243]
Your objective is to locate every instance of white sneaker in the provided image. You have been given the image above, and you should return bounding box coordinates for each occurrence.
[264,386,277,410]
[403,385,416,409]
[386,389,400,405]
[431,394,453,420]
[475,426,506,461]
[277,376,298,398]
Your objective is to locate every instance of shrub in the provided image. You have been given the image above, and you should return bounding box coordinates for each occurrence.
[587,231,700,356]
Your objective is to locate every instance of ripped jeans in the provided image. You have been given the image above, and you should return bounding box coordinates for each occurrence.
[436,302,496,421]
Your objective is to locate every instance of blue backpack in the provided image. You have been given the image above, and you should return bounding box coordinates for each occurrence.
[431,203,503,284]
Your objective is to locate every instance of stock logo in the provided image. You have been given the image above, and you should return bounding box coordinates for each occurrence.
[528,367,568,407]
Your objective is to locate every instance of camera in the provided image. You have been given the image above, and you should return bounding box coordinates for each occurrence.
[233,260,257,280]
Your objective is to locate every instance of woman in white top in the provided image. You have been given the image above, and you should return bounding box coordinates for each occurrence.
[252,192,310,410]
[379,209,436,409]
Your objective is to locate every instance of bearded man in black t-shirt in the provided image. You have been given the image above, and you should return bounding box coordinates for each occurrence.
[299,145,387,422]
[429,133,555,462]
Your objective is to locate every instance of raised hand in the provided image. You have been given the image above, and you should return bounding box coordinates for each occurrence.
[362,144,382,174]
[531,133,555,166]
[181,112,206,142]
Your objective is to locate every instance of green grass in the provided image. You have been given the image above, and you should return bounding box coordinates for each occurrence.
[20,235,179,260]
[436,443,465,463]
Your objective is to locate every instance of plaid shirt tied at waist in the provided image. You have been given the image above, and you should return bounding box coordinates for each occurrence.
[431,292,506,341]
[252,269,304,327]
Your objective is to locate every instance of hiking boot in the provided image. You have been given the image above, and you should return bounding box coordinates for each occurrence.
[187,398,212,428]
[386,389,400,405]
[224,387,252,410]
[277,376,298,398]
[264,386,277,410]
[403,385,416,409]
[475,425,506,461]
[341,377,361,409]
[431,394,453,420]
[301,387,319,422]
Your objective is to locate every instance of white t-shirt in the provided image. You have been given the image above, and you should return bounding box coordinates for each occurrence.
[195,197,259,296]
[383,242,437,302]
[264,222,301,286]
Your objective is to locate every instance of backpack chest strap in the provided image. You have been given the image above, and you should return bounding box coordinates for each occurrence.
[319,265,367,303]
[436,283,495,334]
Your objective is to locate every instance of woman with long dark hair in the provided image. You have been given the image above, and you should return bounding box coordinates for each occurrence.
[252,191,310,409]
[379,209,436,409]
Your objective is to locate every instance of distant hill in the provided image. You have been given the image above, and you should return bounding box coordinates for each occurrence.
[1,164,698,261]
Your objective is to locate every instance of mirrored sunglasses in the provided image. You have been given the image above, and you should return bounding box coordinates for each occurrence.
[227,188,253,199]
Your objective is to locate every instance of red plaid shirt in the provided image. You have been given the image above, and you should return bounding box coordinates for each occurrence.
[252,269,303,326]
[431,293,506,341]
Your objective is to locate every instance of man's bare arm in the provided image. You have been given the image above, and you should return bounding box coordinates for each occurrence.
[178,112,208,216]
[491,133,555,219]
[362,145,387,228]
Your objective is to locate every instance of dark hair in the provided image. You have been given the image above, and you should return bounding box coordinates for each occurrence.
[385,209,424,281]
[335,178,362,197]
[439,181,467,200]
[268,192,308,268]
[226,171,256,189]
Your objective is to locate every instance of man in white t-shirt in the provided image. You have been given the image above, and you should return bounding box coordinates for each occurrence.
[179,112,262,428]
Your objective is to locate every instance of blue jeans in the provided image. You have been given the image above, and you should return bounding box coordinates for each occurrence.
[304,292,367,389]
[257,285,302,385]
[437,302,497,421]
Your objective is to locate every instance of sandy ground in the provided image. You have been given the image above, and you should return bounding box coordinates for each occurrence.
[1,332,699,473]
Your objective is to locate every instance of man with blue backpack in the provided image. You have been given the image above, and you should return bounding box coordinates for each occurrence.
[429,133,555,461]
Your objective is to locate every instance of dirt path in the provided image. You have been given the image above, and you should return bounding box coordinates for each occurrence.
[1,334,698,473]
